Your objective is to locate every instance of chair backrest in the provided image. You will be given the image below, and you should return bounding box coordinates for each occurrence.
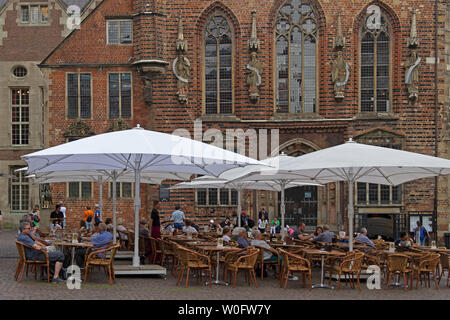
[440,252,449,269]
[342,252,364,271]
[106,244,120,264]
[279,248,309,270]
[15,241,26,261]
[387,254,409,272]
[149,236,157,252]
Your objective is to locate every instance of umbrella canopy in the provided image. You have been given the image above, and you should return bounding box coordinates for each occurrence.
[21,125,264,267]
[278,139,450,250]
[171,176,320,229]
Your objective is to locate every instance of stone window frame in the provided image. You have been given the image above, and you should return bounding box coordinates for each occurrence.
[196,188,238,207]
[107,72,133,119]
[9,165,30,213]
[66,72,92,120]
[67,181,93,200]
[106,19,133,45]
[10,88,30,146]
[18,3,49,25]
[202,13,235,116]
[108,181,134,199]
[273,0,320,116]
[358,8,393,114]
[12,66,28,78]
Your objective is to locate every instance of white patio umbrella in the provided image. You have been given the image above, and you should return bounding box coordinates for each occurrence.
[270,139,450,251]
[171,175,319,228]
[21,125,264,267]
[215,154,323,239]
[27,169,191,243]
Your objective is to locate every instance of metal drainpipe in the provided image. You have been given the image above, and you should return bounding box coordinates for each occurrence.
[434,0,439,242]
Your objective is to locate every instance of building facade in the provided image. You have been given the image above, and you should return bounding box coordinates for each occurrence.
[0,0,101,228]
[37,0,450,242]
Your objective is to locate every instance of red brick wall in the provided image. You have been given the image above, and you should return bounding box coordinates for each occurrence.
[42,0,447,234]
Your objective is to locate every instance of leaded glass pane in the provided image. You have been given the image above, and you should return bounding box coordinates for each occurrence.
[220,189,229,205]
[276,36,289,113]
[121,73,131,118]
[67,74,78,118]
[208,188,218,205]
[108,21,119,44]
[109,73,120,119]
[197,189,206,205]
[80,74,91,118]
[357,182,367,204]
[120,20,132,44]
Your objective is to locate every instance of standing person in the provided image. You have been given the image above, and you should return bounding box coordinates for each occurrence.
[149,200,161,239]
[94,204,101,224]
[50,204,64,227]
[84,206,94,232]
[414,221,430,246]
[59,201,67,229]
[170,205,185,231]
[258,215,268,234]
[258,206,269,221]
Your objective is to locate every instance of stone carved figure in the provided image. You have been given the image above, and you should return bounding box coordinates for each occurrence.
[173,55,190,103]
[403,49,420,101]
[142,76,153,106]
[331,51,349,99]
[246,52,263,102]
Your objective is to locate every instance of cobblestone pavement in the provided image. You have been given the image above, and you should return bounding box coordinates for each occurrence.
[1,230,448,300]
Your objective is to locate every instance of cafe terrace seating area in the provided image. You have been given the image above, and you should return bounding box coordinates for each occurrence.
[14,225,450,290]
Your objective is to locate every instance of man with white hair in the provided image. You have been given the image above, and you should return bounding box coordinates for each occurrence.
[355,227,375,248]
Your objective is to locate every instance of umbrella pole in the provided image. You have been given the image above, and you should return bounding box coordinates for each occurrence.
[133,156,142,267]
[237,189,242,228]
[98,176,103,221]
[281,183,286,241]
[112,172,117,245]
[348,178,354,252]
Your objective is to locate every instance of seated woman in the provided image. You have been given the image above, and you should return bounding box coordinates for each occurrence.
[314,226,323,237]
[182,219,198,234]
[222,227,232,244]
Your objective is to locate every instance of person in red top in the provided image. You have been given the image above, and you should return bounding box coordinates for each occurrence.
[84,206,95,232]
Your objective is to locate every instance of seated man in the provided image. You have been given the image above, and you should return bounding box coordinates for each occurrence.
[312,225,335,243]
[17,222,65,283]
[237,229,251,248]
[291,222,314,241]
[73,223,113,268]
[355,227,375,247]
[182,219,198,234]
[250,230,278,260]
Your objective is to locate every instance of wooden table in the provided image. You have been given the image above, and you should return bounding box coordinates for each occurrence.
[196,246,241,286]
[185,241,218,247]
[54,241,93,267]
[302,248,346,289]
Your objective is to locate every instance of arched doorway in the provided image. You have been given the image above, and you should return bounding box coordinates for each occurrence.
[277,139,320,228]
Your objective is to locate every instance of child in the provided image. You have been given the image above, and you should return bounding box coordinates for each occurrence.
[258,216,268,234]
[270,217,280,235]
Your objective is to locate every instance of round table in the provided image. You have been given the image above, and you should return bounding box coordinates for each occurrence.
[196,246,241,286]
[302,248,346,289]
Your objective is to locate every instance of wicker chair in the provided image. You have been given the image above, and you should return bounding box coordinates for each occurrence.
[255,246,280,280]
[411,253,441,289]
[84,244,120,285]
[326,252,364,290]
[15,241,50,283]
[221,247,252,280]
[438,252,449,286]
[385,254,412,290]
[176,246,212,287]
[148,236,163,264]
[159,239,176,270]
[278,248,312,290]
[225,247,259,288]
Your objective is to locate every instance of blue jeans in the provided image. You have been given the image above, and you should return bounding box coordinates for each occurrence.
[86,221,92,232]
[174,223,183,230]
[419,238,426,246]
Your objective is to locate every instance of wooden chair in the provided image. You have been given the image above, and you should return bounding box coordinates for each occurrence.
[139,235,150,260]
[385,254,412,290]
[149,236,162,264]
[175,246,212,287]
[117,230,129,250]
[438,252,449,286]
[221,247,253,280]
[255,247,280,280]
[326,252,365,290]
[84,244,120,285]
[225,247,259,288]
[15,241,50,283]
[278,248,312,290]
[411,253,441,289]
[159,239,176,270]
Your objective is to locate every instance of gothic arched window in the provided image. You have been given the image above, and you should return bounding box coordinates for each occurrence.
[204,15,233,115]
[275,0,318,114]
[360,7,391,112]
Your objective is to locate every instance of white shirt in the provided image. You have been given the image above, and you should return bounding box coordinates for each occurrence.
[60,206,67,218]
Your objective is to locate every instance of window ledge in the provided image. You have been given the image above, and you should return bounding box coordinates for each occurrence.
[271,113,323,121]
[353,112,399,121]
[197,114,241,123]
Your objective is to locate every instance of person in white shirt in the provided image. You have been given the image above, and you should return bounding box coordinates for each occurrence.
[182,219,198,234]
[59,201,67,228]
[222,227,232,243]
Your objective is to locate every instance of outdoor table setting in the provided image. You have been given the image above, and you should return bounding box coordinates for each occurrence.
[333,242,372,251]
[301,248,346,290]
[185,241,218,247]
[381,250,423,288]
[196,245,241,286]
[53,240,93,266]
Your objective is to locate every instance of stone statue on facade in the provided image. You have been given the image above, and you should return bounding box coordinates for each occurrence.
[331,51,349,99]
[246,52,263,103]
[403,49,420,101]
[173,54,190,103]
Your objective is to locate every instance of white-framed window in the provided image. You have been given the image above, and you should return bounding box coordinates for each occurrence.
[109,182,133,199]
[108,73,132,118]
[10,166,29,212]
[68,182,92,199]
[197,188,237,206]
[67,73,91,119]
[11,88,30,146]
[107,20,132,44]
[20,4,48,24]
